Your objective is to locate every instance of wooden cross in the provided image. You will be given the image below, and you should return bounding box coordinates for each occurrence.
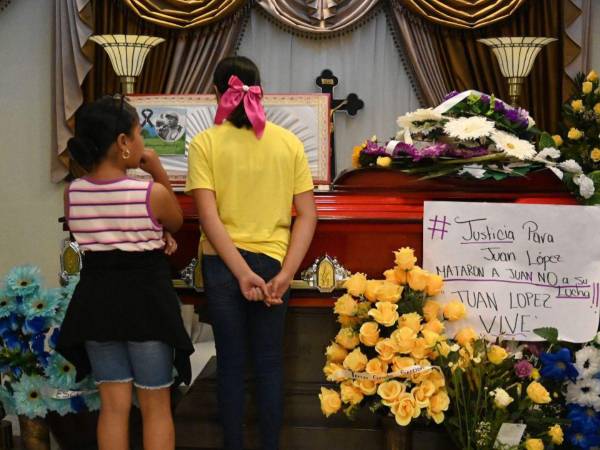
[315,69,364,179]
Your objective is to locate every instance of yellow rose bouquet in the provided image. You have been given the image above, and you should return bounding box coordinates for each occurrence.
[551,70,600,203]
[319,248,453,427]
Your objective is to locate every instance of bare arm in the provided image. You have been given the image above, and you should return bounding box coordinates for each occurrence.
[267,190,317,298]
[191,189,276,303]
[141,149,183,233]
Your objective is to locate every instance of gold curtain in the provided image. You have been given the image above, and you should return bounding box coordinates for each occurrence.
[388,0,562,132]
[121,0,246,29]
[398,0,525,29]
[83,0,246,101]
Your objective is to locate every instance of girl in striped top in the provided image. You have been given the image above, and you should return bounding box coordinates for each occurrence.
[57,95,194,450]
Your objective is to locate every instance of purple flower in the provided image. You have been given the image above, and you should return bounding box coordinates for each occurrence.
[480,94,490,104]
[416,143,449,161]
[392,142,418,158]
[526,343,544,357]
[443,91,459,101]
[504,108,529,128]
[494,100,506,114]
[362,140,388,157]
[514,360,533,378]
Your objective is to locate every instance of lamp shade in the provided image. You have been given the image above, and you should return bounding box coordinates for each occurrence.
[478,37,556,105]
[88,34,165,93]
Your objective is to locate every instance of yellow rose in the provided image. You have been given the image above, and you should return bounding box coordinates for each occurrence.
[568,127,584,140]
[335,327,360,350]
[421,329,442,348]
[365,357,388,378]
[319,387,342,417]
[337,314,361,328]
[340,380,364,405]
[571,99,585,112]
[344,273,368,297]
[411,380,436,408]
[323,362,347,382]
[356,301,371,319]
[394,247,417,270]
[443,299,466,321]
[527,381,551,404]
[411,338,432,360]
[368,302,399,327]
[399,312,422,333]
[548,424,563,445]
[392,327,417,354]
[436,341,453,358]
[407,267,429,291]
[354,379,378,396]
[359,321,380,347]
[376,281,404,303]
[352,145,363,168]
[422,318,444,334]
[530,368,541,380]
[392,393,420,426]
[393,267,408,284]
[377,156,392,168]
[426,274,444,296]
[392,356,416,375]
[583,81,593,94]
[595,103,600,115]
[343,348,368,372]
[426,369,446,389]
[455,327,478,347]
[487,345,508,365]
[377,380,405,405]
[364,280,384,302]
[525,438,544,450]
[428,389,450,424]
[591,148,600,162]
[552,134,563,147]
[422,300,441,322]
[334,294,358,316]
[375,338,398,363]
[325,342,348,363]
[587,69,599,82]
[383,269,399,285]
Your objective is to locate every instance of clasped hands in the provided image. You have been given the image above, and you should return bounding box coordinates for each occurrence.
[238,270,291,307]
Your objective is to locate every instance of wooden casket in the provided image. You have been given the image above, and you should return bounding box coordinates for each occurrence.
[171,168,576,450]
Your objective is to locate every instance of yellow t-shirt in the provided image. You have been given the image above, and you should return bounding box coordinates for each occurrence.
[185,121,314,263]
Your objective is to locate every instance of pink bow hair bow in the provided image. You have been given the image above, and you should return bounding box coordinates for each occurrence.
[214,75,266,138]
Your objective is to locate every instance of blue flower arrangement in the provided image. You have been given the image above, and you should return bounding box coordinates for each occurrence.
[0,265,99,418]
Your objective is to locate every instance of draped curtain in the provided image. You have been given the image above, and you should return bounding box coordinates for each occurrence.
[387,0,564,133]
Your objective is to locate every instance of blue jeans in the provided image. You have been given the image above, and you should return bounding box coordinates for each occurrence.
[85,340,174,389]
[202,250,289,450]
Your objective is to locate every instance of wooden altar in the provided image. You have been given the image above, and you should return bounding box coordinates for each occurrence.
[171,168,576,450]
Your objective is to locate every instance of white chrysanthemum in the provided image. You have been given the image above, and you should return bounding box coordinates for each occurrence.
[574,174,595,199]
[397,108,444,131]
[575,346,600,379]
[559,159,583,173]
[490,130,536,160]
[536,147,561,161]
[566,378,600,410]
[443,116,495,140]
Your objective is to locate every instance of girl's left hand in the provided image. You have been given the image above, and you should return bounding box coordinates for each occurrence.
[163,231,178,255]
[266,271,292,304]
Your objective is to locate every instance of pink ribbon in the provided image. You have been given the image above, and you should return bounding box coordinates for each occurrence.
[214,75,266,138]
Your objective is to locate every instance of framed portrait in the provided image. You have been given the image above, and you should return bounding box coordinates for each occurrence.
[128,94,331,188]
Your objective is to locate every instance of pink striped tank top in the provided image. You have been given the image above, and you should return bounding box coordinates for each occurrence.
[67,177,165,252]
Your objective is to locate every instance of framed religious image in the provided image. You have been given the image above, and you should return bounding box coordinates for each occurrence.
[128,94,331,188]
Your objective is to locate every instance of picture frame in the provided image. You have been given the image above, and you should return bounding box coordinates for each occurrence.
[128,94,331,188]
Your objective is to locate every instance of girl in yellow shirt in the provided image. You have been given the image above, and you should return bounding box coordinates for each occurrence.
[185,56,317,450]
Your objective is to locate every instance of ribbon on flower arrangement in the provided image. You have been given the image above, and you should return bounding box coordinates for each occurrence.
[334,364,442,382]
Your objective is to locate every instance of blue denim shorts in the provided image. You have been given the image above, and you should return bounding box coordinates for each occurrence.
[85,341,174,389]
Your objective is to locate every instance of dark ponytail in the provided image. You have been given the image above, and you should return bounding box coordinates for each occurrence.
[67,95,138,171]
[213,56,261,129]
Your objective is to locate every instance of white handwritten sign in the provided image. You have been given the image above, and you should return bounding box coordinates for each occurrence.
[423,201,600,342]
